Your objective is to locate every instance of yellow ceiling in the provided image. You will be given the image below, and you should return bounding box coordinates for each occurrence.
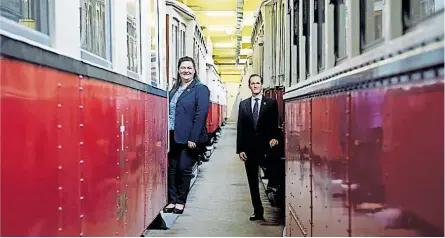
[177,0,260,83]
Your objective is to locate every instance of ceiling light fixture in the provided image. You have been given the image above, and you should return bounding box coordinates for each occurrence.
[205,11,236,17]
[213,42,236,48]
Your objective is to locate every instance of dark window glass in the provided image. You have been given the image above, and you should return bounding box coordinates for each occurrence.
[315,0,325,70]
[302,0,310,77]
[333,0,347,61]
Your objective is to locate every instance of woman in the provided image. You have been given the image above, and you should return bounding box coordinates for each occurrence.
[163,56,210,214]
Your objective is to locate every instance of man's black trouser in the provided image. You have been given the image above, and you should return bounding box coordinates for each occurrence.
[244,152,264,214]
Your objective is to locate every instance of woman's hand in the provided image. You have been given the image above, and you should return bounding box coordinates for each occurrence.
[188,141,196,149]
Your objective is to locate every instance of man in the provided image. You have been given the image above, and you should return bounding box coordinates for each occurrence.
[236,74,280,221]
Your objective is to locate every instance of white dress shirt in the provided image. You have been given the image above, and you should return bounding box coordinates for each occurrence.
[251,94,262,116]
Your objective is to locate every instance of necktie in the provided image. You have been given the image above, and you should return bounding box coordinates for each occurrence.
[253,98,259,128]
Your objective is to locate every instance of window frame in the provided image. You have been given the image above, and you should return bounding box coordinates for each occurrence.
[126,0,142,79]
[402,0,445,33]
[0,0,52,46]
[150,0,161,87]
[333,0,347,64]
[315,0,325,71]
[359,0,385,53]
[302,0,310,78]
[80,0,112,69]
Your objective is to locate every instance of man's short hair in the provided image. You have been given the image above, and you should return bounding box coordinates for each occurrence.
[248,74,263,84]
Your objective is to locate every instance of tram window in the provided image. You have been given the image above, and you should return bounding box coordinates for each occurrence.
[315,0,325,70]
[172,21,178,77]
[126,0,141,75]
[293,0,299,83]
[293,0,299,46]
[302,0,310,77]
[150,0,160,86]
[181,25,186,56]
[0,0,50,45]
[403,0,444,30]
[333,0,347,62]
[80,0,111,65]
[272,3,277,82]
[359,0,384,50]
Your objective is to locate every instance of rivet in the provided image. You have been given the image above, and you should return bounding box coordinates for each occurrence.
[80,233,83,236]
[79,75,83,79]
[79,87,83,91]
[80,215,84,219]
[80,178,84,182]
[116,232,119,235]
[126,184,128,187]
[117,162,120,166]
[57,83,62,87]
[80,124,84,127]
[117,190,120,193]
[80,142,84,145]
[58,186,63,190]
[80,196,84,200]
[126,172,129,174]
[117,176,119,179]
[117,149,120,152]
[58,145,62,149]
[80,160,84,164]
[57,104,62,108]
[58,125,62,129]
[58,228,62,231]
[58,207,63,211]
[58,166,62,170]
[79,105,84,109]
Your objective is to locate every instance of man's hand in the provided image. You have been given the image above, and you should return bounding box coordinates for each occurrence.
[269,139,278,148]
[188,141,196,149]
[238,152,247,161]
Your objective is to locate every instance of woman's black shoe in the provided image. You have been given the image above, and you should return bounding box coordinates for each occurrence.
[173,208,184,214]
[163,204,175,213]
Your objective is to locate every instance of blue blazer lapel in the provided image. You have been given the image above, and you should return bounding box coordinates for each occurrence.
[169,87,177,101]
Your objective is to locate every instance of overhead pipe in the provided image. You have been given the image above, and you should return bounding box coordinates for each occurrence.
[235,0,244,65]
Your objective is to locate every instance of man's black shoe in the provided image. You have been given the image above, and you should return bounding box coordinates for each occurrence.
[249,213,264,221]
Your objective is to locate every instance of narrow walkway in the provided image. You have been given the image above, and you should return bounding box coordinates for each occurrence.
[148,124,284,237]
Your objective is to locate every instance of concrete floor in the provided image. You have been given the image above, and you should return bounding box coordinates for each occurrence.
[147,124,284,237]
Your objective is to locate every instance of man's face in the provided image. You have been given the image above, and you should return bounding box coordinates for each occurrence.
[249,76,262,95]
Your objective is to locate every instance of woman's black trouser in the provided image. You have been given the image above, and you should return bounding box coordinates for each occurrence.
[168,130,197,205]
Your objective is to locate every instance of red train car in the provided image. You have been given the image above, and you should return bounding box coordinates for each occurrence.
[283,5,444,237]
[1,34,168,236]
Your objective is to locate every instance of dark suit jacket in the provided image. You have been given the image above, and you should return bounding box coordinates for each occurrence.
[169,79,210,144]
[236,96,280,159]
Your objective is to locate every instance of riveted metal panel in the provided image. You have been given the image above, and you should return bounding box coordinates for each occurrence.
[1,57,168,237]
[311,95,349,237]
[0,58,77,236]
[285,99,312,237]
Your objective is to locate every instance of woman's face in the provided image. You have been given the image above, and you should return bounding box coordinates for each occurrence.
[179,61,195,82]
